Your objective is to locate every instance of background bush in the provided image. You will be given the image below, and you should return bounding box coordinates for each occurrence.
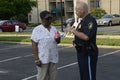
[27,23,41,27]
[91,8,107,19]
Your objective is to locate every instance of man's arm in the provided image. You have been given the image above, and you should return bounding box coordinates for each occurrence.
[66,27,89,41]
[72,30,89,41]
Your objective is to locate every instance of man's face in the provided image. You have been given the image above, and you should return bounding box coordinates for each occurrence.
[42,14,52,27]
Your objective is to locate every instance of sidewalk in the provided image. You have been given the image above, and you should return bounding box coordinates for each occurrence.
[1,41,120,49]
[58,44,120,49]
[0,34,31,36]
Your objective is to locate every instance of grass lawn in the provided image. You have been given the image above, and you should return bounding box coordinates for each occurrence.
[0,36,120,46]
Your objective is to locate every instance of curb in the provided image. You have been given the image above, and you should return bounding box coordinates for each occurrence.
[59,44,120,49]
[1,41,120,49]
[0,34,120,39]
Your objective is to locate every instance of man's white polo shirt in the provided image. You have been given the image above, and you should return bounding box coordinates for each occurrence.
[31,25,59,64]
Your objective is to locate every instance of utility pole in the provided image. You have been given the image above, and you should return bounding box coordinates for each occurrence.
[36,0,39,23]
[110,0,111,14]
[119,0,120,14]
[60,0,64,32]
[45,0,47,10]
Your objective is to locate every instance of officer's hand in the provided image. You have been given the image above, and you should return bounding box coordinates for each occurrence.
[73,41,76,47]
[66,27,72,32]
[73,43,76,47]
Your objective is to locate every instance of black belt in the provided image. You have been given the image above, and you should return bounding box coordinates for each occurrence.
[75,43,96,54]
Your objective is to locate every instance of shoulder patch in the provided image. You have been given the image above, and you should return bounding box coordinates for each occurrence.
[88,22,93,29]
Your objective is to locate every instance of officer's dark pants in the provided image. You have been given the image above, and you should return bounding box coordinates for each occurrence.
[76,47,98,80]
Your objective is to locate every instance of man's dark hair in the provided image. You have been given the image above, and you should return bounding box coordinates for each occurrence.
[40,10,50,20]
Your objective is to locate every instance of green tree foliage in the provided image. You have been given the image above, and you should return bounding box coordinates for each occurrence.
[91,8,107,19]
[0,0,36,22]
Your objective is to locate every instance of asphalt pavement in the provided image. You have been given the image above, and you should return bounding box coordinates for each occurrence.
[0,24,120,80]
[0,43,120,80]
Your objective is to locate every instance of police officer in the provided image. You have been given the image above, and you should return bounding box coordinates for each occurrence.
[66,1,98,80]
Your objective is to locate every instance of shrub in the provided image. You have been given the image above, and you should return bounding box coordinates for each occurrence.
[91,8,107,19]
[26,23,41,27]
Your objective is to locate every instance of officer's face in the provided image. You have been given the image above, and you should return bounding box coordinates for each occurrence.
[75,7,85,18]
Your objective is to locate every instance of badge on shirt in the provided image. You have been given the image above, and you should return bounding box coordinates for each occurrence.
[88,22,93,29]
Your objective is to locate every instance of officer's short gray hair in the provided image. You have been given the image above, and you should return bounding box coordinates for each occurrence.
[76,1,88,13]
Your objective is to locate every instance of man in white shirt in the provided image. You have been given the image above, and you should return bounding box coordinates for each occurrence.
[31,10,60,80]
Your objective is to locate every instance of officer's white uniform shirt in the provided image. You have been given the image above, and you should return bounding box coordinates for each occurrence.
[31,24,59,64]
